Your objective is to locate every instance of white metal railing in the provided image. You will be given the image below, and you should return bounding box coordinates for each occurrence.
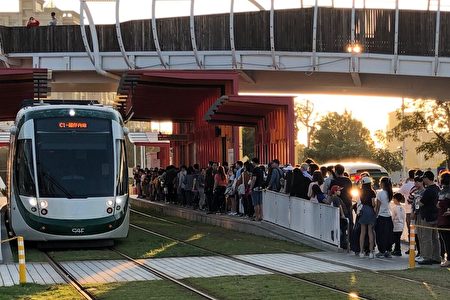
[262,190,341,247]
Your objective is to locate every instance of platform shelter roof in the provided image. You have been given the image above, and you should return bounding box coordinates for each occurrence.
[0,68,49,121]
[116,70,240,122]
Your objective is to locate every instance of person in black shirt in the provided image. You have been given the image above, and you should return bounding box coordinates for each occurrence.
[332,164,354,245]
[418,171,441,264]
[205,161,218,214]
[250,158,264,221]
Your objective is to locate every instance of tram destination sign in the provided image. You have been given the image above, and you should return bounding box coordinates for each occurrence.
[157,134,188,142]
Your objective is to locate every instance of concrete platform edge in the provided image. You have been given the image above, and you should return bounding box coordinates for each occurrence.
[130,198,340,252]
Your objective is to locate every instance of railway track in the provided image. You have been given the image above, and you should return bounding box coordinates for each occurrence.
[131,207,450,294]
[111,248,218,300]
[43,252,96,300]
[128,221,372,300]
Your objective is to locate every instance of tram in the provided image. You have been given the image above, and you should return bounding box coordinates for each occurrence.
[6,101,129,242]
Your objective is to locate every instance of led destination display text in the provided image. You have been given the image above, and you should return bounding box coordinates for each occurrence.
[58,122,88,129]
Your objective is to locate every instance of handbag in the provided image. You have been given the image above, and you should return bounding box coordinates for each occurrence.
[238,183,245,195]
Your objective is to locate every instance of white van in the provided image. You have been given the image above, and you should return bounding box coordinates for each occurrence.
[324,162,389,188]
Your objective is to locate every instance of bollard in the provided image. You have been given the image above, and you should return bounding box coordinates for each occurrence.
[409,221,415,269]
[17,236,26,284]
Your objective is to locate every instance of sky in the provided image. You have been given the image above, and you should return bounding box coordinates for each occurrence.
[0,0,429,144]
[293,95,403,146]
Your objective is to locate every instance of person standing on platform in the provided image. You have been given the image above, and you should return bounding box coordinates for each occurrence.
[249,157,264,221]
[332,164,354,240]
[418,171,441,265]
[399,169,416,254]
[205,161,217,214]
[375,177,394,258]
[390,193,406,256]
[358,177,377,258]
[213,166,228,213]
[437,171,450,267]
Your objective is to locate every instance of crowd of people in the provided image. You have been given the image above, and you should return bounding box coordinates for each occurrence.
[132,159,450,267]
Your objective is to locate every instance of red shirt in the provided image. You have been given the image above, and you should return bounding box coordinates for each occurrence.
[214,174,228,187]
[27,20,40,28]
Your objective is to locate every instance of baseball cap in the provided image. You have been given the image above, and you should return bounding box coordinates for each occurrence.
[361,177,372,185]
[421,170,434,181]
[331,185,343,194]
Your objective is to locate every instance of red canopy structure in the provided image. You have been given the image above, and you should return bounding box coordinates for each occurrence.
[0,68,49,121]
[116,70,294,167]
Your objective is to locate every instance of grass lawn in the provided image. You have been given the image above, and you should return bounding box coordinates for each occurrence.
[299,271,450,300]
[130,209,314,255]
[386,267,450,289]
[85,281,202,300]
[0,284,82,300]
[184,274,347,300]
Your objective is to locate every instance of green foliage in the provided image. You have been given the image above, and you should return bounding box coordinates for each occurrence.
[372,148,402,172]
[305,111,375,163]
[388,99,450,168]
[242,127,255,159]
[294,100,317,148]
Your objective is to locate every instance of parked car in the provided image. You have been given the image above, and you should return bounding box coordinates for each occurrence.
[323,161,389,189]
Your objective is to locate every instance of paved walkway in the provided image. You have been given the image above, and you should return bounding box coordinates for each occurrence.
[0,251,413,286]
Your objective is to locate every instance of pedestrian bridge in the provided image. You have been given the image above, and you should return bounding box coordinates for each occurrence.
[1,5,450,98]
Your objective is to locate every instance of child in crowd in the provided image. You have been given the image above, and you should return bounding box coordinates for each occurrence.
[390,193,406,256]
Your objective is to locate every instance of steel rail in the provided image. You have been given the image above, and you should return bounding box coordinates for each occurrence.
[129,223,372,300]
[111,248,218,300]
[43,252,96,300]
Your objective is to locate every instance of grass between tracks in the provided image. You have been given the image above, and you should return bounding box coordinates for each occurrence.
[299,270,450,300]
[129,208,314,255]
[0,284,82,300]
[184,274,347,300]
[386,267,450,289]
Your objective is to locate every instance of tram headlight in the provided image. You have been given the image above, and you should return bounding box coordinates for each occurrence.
[69,109,76,116]
[39,200,48,209]
[29,198,37,207]
[106,200,114,207]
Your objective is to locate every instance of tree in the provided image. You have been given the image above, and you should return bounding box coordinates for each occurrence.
[372,148,402,173]
[242,127,255,160]
[388,99,450,169]
[305,111,375,163]
[294,99,317,148]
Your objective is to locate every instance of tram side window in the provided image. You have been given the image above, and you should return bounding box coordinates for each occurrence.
[15,139,36,197]
[116,140,128,196]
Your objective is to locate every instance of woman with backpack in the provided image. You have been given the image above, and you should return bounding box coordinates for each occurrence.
[308,170,326,203]
[237,162,253,218]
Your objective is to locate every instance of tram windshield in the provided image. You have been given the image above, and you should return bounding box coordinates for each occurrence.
[35,117,114,198]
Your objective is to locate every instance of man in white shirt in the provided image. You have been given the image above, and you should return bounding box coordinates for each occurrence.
[398,170,416,254]
[49,12,57,26]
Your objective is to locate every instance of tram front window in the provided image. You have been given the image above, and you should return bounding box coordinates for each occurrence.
[35,118,114,198]
[15,139,36,197]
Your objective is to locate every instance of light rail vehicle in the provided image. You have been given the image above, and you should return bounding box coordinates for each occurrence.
[6,101,129,244]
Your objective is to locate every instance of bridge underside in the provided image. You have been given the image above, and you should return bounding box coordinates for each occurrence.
[48,70,450,100]
[116,70,294,167]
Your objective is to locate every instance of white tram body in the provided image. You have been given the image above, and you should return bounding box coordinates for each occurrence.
[7,102,129,241]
